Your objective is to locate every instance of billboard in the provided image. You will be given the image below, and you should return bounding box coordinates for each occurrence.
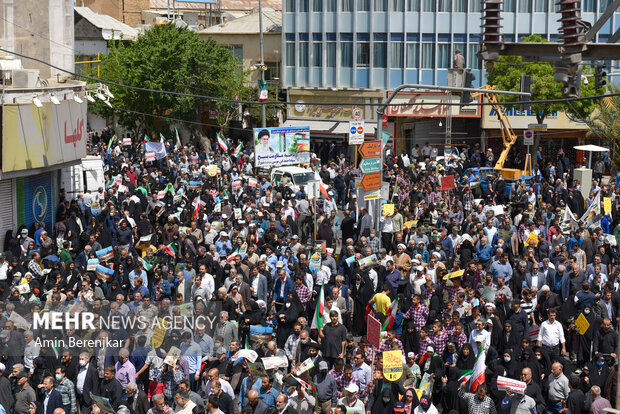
[2,100,87,172]
[253,126,310,168]
[481,105,587,130]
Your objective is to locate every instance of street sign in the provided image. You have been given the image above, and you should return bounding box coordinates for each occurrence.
[349,120,365,145]
[440,175,456,191]
[361,172,381,191]
[363,190,380,200]
[528,123,547,131]
[359,157,381,174]
[353,107,362,119]
[523,129,534,145]
[359,140,381,158]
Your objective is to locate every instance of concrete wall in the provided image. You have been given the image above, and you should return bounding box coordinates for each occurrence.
[0,0,74,79]
[201,32,281,82]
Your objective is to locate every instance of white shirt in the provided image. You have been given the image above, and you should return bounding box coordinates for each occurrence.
[76,364,89,394]
[24,340,40,370]
[205,378,235,399]
[0,262,7,281]
[538,319,565,347]
[202,273,215,299]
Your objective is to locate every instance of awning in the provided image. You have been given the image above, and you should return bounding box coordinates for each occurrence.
[574,144,609,152]
[331,121,377,134]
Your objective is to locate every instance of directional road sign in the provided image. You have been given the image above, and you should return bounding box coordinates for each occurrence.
[360,157,381,174]
[359,140,381,158]
[360,172,381,191]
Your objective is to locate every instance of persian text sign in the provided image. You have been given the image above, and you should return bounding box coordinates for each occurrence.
[383,350,403,381]
[3,101,87,172]
[387,92,480,118]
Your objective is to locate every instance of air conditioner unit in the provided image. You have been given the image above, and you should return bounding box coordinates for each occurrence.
[11,69,40,88]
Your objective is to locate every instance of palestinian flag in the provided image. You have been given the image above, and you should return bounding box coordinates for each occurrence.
[175,128,182,150]
[217,133,228,152]
[291,374,316,391]
[160,132,166,142]
[164,242,179,258]
[143,133,150,144]
[140,257,153,271]
[319,183,330,200]
[382,296,399,331]
[311,281,325,330]
[233,142,243,158]
[418,350,438,366]
[317,241,327,254]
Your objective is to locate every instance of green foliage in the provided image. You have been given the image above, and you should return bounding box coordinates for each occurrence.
[87,24,247,134]
[588,84,620,167]
[486,34,600,123]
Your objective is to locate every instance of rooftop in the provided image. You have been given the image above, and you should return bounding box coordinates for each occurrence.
[199,9,281,34]
[150,0,282,12]
[75,7,139,40]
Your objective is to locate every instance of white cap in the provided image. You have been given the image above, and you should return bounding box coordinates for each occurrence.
[220,231,228,237]
[344,383,359,394]
[474,335,485,342]
[417,266,424,271]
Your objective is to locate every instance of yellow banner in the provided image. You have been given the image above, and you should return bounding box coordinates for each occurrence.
[443,269,465,281]
[604,197,612,214]
[383,204,394,216]
[383,350,403,381]
[151,317,170,348]
[575,313,590,335]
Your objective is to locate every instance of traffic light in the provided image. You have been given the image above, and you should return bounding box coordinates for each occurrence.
[519,74,533,112]
[595,63,607,90]
[481,0,503,46]
[461,71,476,105]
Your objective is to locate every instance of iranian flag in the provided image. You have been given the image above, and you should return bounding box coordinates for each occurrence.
[233,142,243,158]
[319,183,330,200]
[382,296,399,331]
[290,374,316,391]
[311,281,325,331]
[175,128,182,150]
[163,242,178,258]
[459,345,486,392]
[143,133,150,144]
[226,248,239,263]
[217,133,228,152]
[192,198,201,221]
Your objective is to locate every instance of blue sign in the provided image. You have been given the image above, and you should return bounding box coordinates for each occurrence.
[350,127,357,135]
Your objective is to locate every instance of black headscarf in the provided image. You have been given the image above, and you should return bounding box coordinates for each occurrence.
[456,343,475,370]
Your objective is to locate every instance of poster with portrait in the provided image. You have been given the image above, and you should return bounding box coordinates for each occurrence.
[253,126,310,167]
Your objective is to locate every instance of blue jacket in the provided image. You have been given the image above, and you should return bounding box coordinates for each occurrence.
[273,276,294,304]
[476,244,493,263]
[42,389,64,414]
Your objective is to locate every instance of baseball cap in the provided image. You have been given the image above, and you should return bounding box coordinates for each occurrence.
[318,361,328,371]
[344,383,359,394]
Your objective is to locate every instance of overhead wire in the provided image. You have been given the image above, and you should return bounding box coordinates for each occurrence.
[1,46,619,108]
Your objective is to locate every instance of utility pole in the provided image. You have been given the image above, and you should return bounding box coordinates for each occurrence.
[259,0,266,128]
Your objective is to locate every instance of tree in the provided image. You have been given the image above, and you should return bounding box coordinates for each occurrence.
[486,34,601,161]
[88,24,247,137]
[587,84,620,168]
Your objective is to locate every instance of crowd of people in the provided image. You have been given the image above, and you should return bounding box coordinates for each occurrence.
[0,127,617,414]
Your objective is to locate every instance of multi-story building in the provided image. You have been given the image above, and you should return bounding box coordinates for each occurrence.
[282,1,619,156]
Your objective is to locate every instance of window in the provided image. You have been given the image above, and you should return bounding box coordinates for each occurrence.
[286,43,296,66]
[518,0,531,12]
[422,0,435,11]
[421,43,434,68]
[357,43,370,66]
[454,42,466,66]
[327,0,337,11]
[299,0,309,11]
[313,0,323,11]
[438,0,451,11]
[504,0,515,11]
[392,0,404,11]
[406,43,419,67]
[299,42,309,66]
[453,0,466,12]
[342,0,354,10]
[468,43,480,69]
[437,44,450,68]
[312,43,322,66]
[286,0,296,12]
[358,0,370,10]
[470,0,481,11]
[265,62,280,80]
[391,43,404,67]
[342,42,353,66]
[534,0,547,11]
[374,0,387,11]
[223,45,243,61]
[327,43,336,67]
[407,0,419,10]
[600,0,612,10]
[374,42,387,67]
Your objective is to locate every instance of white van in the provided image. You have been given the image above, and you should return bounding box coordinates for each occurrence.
[270,166,318,196]
[61,156,106,200]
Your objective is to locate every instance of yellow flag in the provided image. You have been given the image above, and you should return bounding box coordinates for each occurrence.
[575,313,590,335]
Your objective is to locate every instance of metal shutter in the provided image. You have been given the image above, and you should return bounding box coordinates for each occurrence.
[0,179,14,250]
